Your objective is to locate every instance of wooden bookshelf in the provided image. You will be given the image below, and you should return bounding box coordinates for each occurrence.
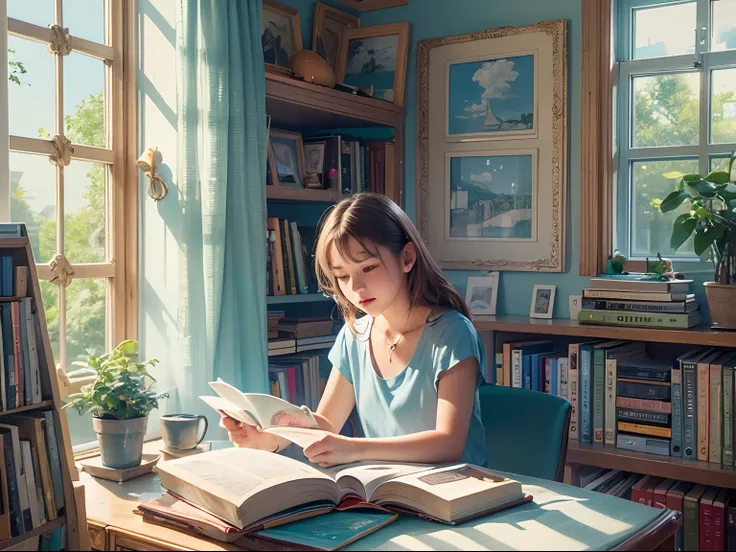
[266,186,341,203]
[0,400,53,418]
[0,516,66,551]
[267,293,332,305]
[567,442,736,488]
[472,314,736,347]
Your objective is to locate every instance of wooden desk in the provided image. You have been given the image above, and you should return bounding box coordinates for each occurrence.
[82,442,680,551]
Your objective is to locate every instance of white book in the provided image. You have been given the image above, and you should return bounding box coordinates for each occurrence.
[19,441,41,528]
[558,357,568,401]
[22,300,40,404]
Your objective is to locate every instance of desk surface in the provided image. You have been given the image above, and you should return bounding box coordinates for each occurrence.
[82,441,679,551]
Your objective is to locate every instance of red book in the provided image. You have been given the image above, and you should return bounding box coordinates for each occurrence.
[631,476,663,506]
[653,479,676,509]
[701,487,720,551]
[712,489,730,552]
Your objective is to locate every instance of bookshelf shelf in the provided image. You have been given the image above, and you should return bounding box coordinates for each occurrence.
[0,400,53,418]
[566,442,736,489]
[472,315,736,348]
[267,293,332,305]
[266,186,341,203]
[0,516,67,551]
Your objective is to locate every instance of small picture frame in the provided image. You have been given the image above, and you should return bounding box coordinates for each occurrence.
[569,294,582,321]
[465,272,500,316]
[530,284,556,319]
[312,1,360,73]
[269,129,305,188]
[262,0,303,75]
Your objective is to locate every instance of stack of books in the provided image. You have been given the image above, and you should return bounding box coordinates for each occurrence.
[578,276,701,329]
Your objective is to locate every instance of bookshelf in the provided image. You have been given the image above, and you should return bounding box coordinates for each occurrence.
[0,233,83,549]
[477,316,736,489]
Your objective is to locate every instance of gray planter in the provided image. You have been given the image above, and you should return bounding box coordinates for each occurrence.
[92,416,148,469]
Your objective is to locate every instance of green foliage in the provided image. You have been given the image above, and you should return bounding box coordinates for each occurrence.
[7,48,27,87]
[63,340,169,420]
[659,151,736,282]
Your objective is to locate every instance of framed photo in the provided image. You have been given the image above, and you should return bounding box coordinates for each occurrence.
[336,22,410,106]
[312,1,360,73]
[530,284,556,319]
[269,130,305,188]
[417,20,568,272]
[262,0,302,74]
[303,141,326,189]
[465,273,500,316]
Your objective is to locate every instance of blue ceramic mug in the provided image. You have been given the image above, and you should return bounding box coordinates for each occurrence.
[160,414,208,451]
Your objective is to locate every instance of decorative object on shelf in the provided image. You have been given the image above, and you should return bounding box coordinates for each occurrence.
[136,146,168,201]
[335,0,408,11]
[312,1,360,73]
[336,22,410,106]
[659,151,736,329]
[268,129,306,188]
[63,340,169,470]
[417,19,568,272]
[568,294,582,320]
[530,284,556,319]
[262,0,302,76]
[303,141,327,189]
[290,49,337,88]
[466,272,500,316]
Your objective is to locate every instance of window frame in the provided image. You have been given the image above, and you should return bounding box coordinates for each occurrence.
[614,0,736,260]
[1,0,138,403]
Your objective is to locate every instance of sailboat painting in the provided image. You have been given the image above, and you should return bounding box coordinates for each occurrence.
[448,55,535,137]
[343,35,400,102]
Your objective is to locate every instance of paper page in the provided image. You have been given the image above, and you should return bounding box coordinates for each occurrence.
[332,462,435,501]
[264,427,330,449]
[238,393,319,430]
[199,395,259,426]
[208,379,261,425]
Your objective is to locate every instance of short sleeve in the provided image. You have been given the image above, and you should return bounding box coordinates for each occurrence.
[431,314,486,390]
[328,323,353,384]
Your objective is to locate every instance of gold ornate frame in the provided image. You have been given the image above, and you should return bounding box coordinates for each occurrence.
[417,19,568,272]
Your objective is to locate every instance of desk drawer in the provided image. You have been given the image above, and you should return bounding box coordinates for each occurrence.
[88,521,107,551]
[108,528,194,551]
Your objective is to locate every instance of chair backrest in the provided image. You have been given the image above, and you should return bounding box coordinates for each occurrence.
[479,384,571,482]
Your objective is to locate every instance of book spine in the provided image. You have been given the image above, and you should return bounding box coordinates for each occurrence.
[511,349,522,388]
[580,346,592,444]
[697,361,709,461]
[494,352,503,386]
[616,433,670,456]
[702,499,713,551]
[42,412,64,511]
[593,349,605,444]
[616,366,670,382]
[581,298,692,313]
[578,309,696,328]
[684,497,700,551]
[714,498,725,551]
[522,354,532,390]
[710,363,722,464]
[568,345,579,442]
[616,396,672,413]
[724,366,734,468]
[728,505,736,552]
[616,408,670,426]
[548,357,556,396]
[583,289,686,301]
[24,299,40,404]
[10,303,22,408]
[558,357,568,401]
[18,302,30,407]
[616,380,671,401]
[2,433,22,536]
[617,422,671,439]
[605,358,617,445]
[671,363,682,457]
[683,360,697,459]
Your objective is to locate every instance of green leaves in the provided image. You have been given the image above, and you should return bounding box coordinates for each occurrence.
[660,189,691,213]
[694,222,726,256]
[670,214,697,251]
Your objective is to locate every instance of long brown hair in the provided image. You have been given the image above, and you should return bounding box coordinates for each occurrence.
[314,193,471,331]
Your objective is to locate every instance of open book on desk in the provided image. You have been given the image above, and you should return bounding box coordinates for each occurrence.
[156,448,531,531]
[200,379,331,448]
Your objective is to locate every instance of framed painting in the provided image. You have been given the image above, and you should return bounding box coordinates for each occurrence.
[312,1,360,73]
[466,273,500,316]
[336,22,410,106]
[417,19,568,272]
[269,130,305,188]
[262,0,302,75]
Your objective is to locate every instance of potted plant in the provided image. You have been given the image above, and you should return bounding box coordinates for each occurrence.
[63,340,169,469]
[659,150,736,328]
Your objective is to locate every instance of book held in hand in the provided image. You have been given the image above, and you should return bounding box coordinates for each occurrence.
[155,448,530,531]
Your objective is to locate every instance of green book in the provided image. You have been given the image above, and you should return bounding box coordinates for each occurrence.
[578,309,701,329]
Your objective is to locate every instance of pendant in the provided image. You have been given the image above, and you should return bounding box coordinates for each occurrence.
[388,344,397,363]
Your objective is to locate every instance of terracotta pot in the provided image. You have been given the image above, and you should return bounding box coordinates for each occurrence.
[704,282,736,329]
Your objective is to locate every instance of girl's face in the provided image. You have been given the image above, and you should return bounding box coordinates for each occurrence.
[329,236,415,317]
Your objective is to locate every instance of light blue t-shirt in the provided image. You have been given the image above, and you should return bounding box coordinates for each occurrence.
[327,309,489,468]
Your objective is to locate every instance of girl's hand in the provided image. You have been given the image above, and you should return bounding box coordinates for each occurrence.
[218,412,277,451]
[303,433,362,467]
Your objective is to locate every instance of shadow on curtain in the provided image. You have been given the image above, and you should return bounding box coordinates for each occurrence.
[176,0,268,433]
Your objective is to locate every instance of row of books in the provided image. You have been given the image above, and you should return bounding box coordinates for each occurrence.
[578,277,701,329]
[1,298,44,411]
[494,339,736,464]
[266,217,317,297]
[574,470,733,551]
[268,354,327,413]
[0,410,65,539]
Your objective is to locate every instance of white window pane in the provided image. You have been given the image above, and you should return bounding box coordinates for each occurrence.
[711,0,736,51]
[633,73,700,147]
[633,2,697,59]
[9,152,57,263]
[7,0,54,28]
[65,278,107,364]
[631,159,698,257]
[39,280,60,364]
[711,68,736,144]
[8,37,55,140]
[64,161,106,263]
[64,53,106,148]
[63,0,105,45]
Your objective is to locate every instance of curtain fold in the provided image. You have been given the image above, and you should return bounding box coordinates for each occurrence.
[175,0,268,422]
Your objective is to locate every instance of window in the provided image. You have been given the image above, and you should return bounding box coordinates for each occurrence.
[615,0,736,259]
[4,0,136,447]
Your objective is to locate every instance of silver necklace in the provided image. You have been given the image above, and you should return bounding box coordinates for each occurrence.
[384,310,412,363]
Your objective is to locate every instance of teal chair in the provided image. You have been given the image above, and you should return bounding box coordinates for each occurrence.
[479,384,571,482]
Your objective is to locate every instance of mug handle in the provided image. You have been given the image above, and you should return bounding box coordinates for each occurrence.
[196,416,208,446]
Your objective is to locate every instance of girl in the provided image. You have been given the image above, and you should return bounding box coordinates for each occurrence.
[221,193,488,468]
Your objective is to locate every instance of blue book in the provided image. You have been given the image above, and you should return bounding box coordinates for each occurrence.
[580,342,595,444]
[0,224,23,238]
[516,342,553,390]
[253,509,398,551]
